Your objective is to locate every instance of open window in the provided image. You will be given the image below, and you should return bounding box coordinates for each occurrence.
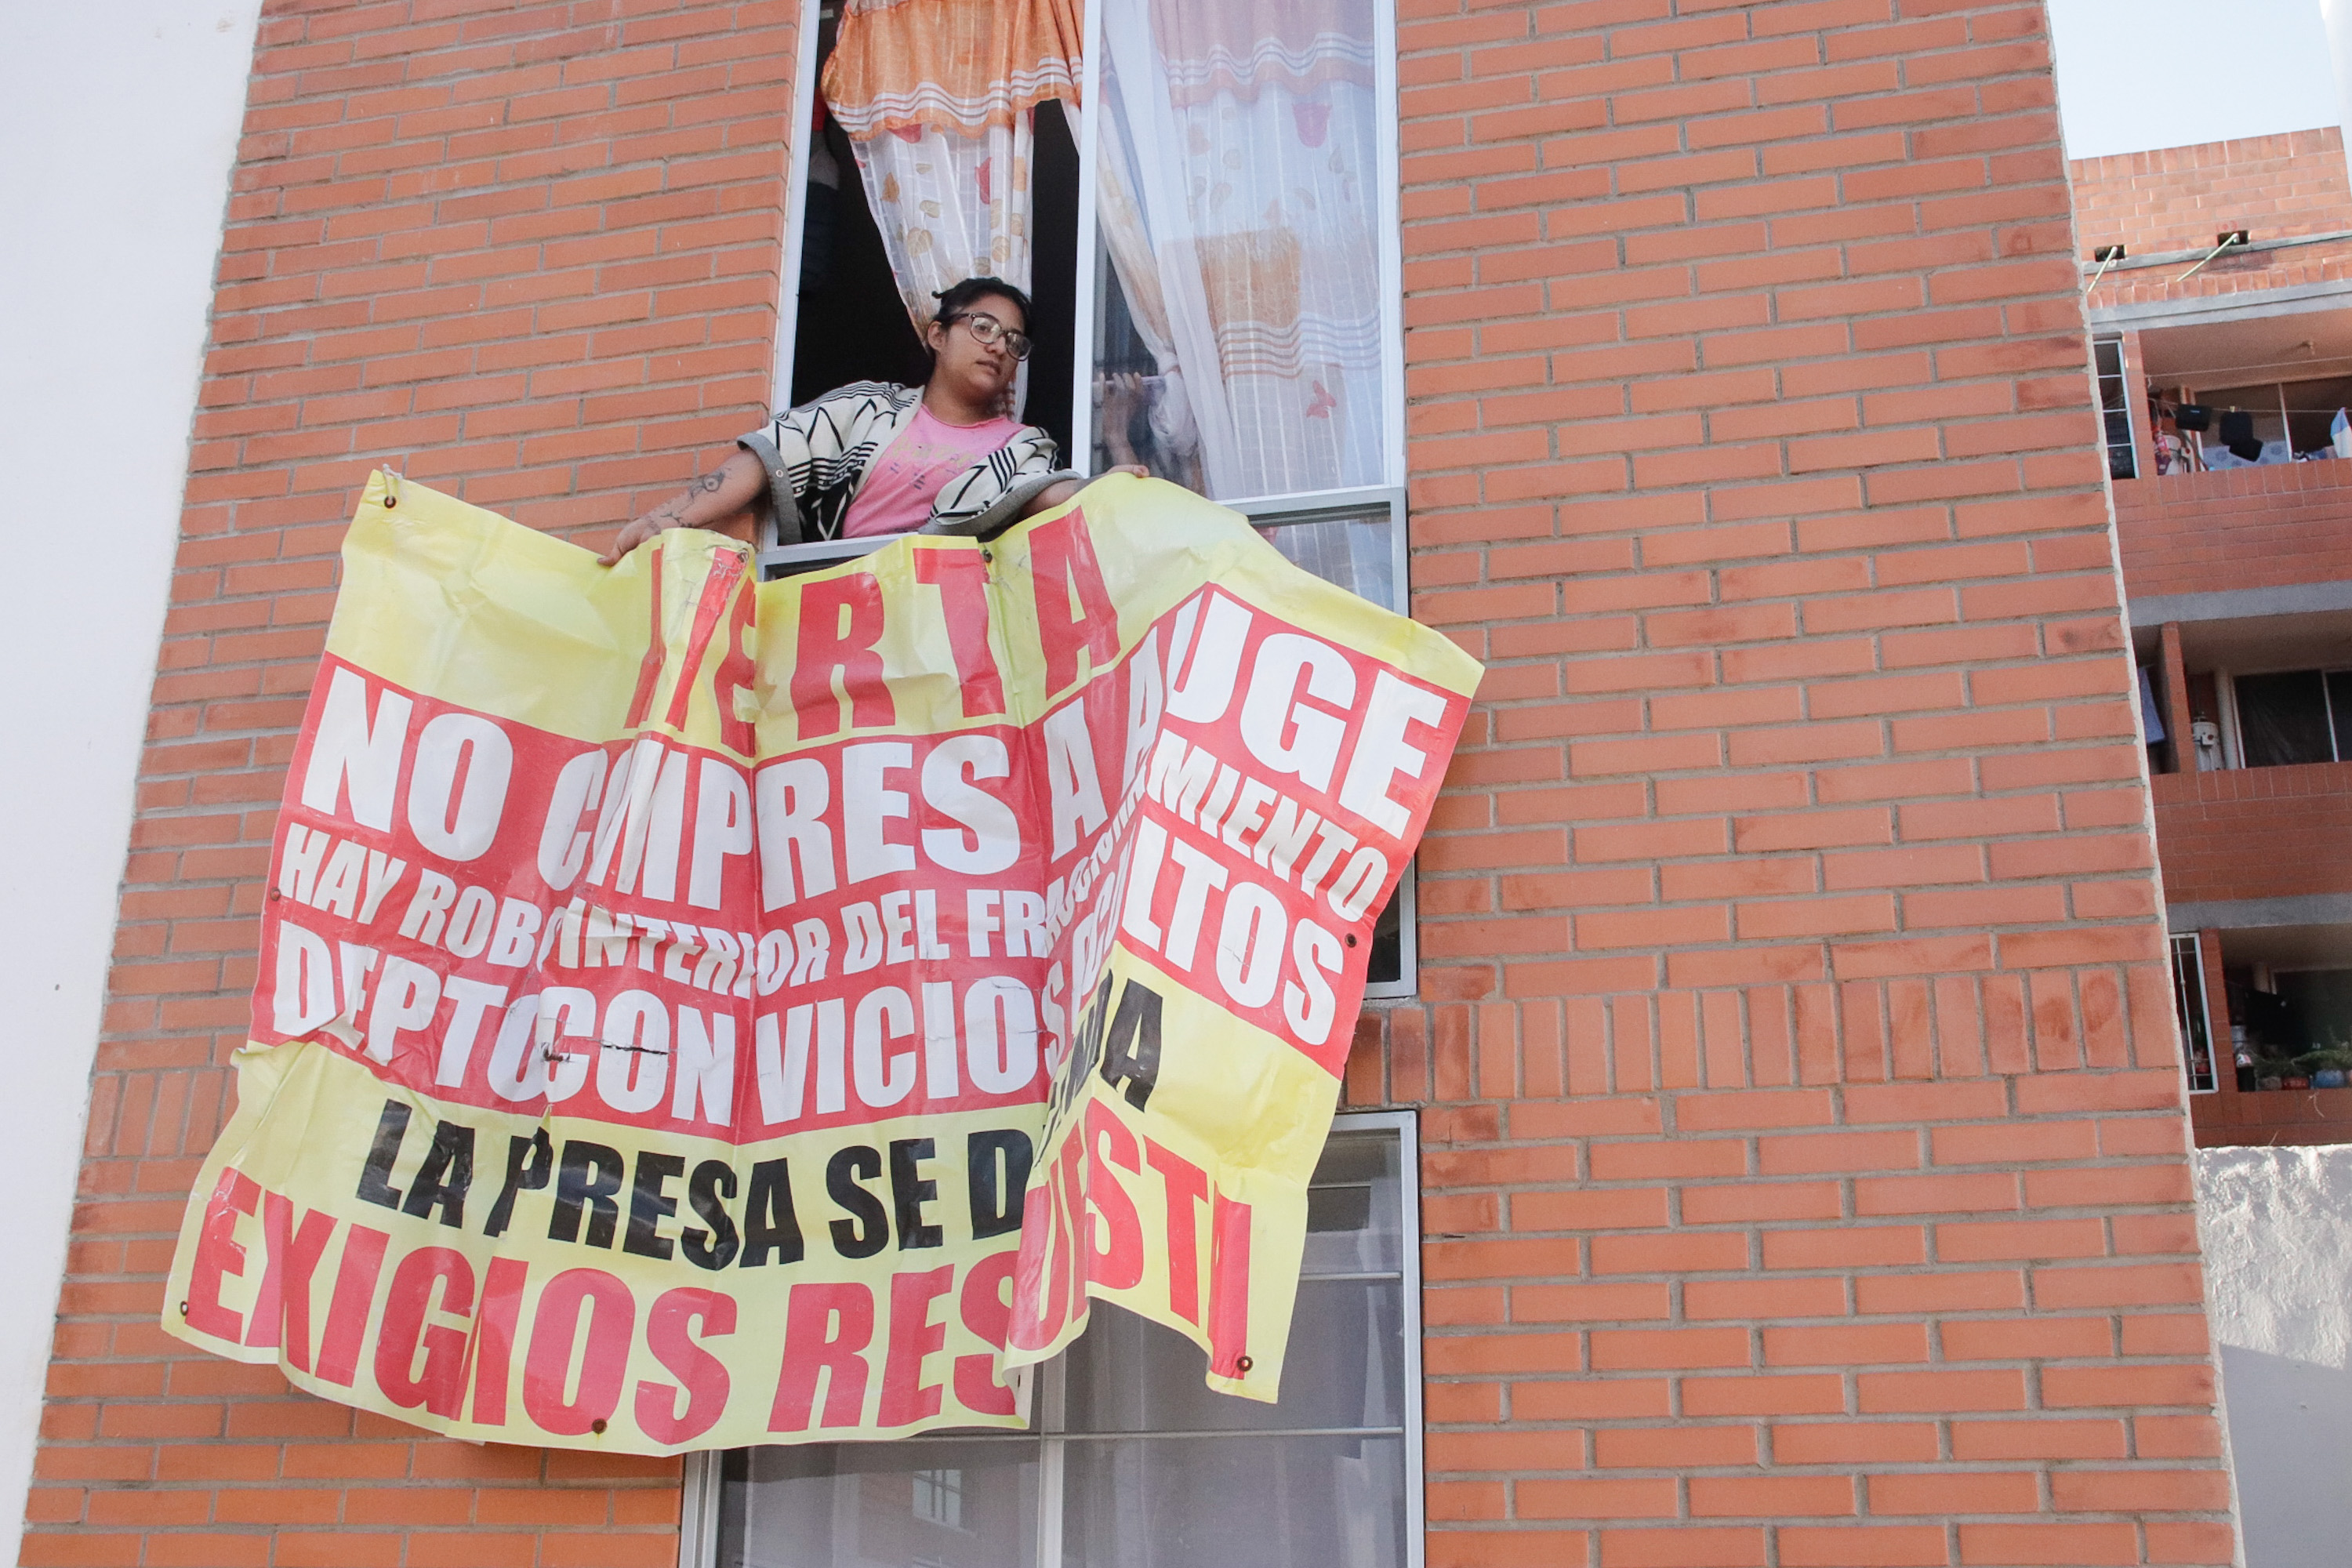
[770,0,1403,585]
[2230,667,2352,768]
[681,1113,1424,1568]
[775,1,1083,461]
[764,0,1415,992]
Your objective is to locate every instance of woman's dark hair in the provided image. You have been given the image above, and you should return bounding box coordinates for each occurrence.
[931,275,1032,329]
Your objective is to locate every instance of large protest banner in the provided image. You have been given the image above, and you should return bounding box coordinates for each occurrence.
[162,470,1479,1453]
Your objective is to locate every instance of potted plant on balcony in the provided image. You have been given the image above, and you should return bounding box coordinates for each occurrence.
[2255,1051,2296,1091]
[2296,1046,2352,1090]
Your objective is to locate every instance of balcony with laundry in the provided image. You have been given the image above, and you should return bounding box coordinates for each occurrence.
[2075,130,2352,614]
[2100,310,2352,606]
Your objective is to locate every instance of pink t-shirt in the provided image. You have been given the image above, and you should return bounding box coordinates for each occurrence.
[840,404,1025,538]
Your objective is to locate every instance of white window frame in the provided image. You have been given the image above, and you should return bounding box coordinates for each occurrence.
[756,0,1417,993]
[1229,487,1411,620]
[772,0,830,416]
[762,0,1410,612]
[1358,872,1417,1003]
[2215,665,2244,769]
[679,1108,1424,1568]
[2169,933,2218,1095]
[2092,333,2137,481]
[2224,665,2352,768]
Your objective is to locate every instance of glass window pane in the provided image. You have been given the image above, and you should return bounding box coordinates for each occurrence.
[2093,337,2135,480]
[1061,1278,1406,1434]
[2103,412,2134,479]
[1062,1131,1406,1435]
[717,1439,1042,1568]
[1089,0,1391,503]
[1060,1433,1410,1568]
[1260,514,1394,610]
[2194,372,2352,455]
[1364,881,1403,990]
[2238,670,2336,768]
[2278,372,2352,453]
[713,1128,1414,1568]
[2328,671,2352,760]
[1301,1127,1403,1277]
[2198,384,2289,452]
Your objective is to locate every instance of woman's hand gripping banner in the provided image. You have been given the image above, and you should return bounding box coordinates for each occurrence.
[162,471,1480,1454]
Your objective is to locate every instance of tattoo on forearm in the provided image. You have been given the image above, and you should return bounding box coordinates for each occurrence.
[690,472,726,497]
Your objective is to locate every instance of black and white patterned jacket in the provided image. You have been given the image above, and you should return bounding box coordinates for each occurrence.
[736,381,1079,543]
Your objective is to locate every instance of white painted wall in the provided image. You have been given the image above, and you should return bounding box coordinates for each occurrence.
[2195,1146,2352,1568]
[0,2,262,1559]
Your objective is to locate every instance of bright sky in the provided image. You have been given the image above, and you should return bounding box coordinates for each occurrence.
[2048,0,2343,159]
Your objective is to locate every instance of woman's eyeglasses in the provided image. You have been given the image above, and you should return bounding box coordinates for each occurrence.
[950,311,1033,361]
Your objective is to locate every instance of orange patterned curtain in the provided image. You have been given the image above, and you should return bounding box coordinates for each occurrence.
[821,0,1083,348]
[823,0,1082,140]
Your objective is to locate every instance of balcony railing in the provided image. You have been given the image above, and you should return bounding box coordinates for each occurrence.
[2152,758,2352,906]
[2115,457,2352,604]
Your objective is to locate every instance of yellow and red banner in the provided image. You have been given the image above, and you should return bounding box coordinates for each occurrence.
[162,471,1478,1453]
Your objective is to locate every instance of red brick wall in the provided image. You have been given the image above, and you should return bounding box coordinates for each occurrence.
[38,1,2241,1566]
[2114,463,2352,604]
[2089,234,2352,310]
[2192,1070,2352,1148]
[2151,762,2352,906]
[24,1,793,1563]
[2074,132,2352,311]
[1362,0,2234,1563]
[2068,128,2352,258]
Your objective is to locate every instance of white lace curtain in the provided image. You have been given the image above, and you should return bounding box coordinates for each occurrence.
[1094,0,1385,503]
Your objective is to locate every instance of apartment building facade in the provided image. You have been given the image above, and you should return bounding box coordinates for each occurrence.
[12,2,2252,1566]
[2078,128,2352,1149]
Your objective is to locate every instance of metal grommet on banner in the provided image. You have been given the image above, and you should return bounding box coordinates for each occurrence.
[590,1418,608,1436]
[177,1301,189,1317]
[1345,933,1358,948]
[382,466,404,509]
[1236,1356,1253,1374]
